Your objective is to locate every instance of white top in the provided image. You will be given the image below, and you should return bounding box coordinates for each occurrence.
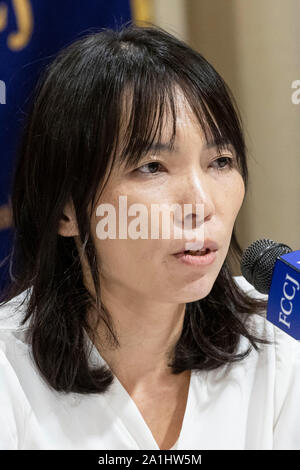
[1,275,300,450]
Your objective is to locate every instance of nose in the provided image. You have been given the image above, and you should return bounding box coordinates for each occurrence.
[173,170,215,233]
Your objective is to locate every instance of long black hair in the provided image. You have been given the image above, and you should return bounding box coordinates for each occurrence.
[0,22,272,394]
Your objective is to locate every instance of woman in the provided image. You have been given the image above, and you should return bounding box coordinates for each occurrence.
[0,23,300,450]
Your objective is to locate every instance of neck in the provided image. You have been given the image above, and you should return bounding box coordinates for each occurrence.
[86,278,187,393]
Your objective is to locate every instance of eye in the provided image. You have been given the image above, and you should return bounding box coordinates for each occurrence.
[133,155,235,176]
[211,156,234,171]
[134,161,165,175]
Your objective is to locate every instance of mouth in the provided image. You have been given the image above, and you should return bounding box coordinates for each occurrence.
[174,248,212,256]
[172,239,219,256]
[172,247,218,266]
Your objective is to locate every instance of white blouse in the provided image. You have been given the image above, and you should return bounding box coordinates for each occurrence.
[1,275,300,450]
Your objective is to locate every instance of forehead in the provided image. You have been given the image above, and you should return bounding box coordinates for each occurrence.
[119,86,206,149]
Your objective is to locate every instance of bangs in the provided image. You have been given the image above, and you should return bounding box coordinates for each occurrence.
[61,26,248,213]
[110,72,244,174]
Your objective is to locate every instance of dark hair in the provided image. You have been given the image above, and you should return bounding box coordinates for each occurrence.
[0,22,272,394]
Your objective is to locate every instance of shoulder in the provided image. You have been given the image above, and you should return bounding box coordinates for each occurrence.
[0,289,32,367]
[0,289,42,449]
[233,275,300,355]
[0,288,32,330]
[0,311,32,449]
[0,288,37,382]
[232,276,300,405]
[233,277,300,448]
[233,275,268,300]
[0,290,31,376]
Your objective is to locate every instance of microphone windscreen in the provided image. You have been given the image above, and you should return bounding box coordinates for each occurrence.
[241,238,292,294]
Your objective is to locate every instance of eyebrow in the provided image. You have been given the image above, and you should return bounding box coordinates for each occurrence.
[142,138,233,156]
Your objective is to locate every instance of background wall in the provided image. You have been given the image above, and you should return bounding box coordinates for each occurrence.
[133,0,300,275]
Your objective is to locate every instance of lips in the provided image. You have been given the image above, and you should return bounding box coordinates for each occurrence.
[172,239,219,255]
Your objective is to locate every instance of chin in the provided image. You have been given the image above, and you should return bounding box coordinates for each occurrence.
[176,276,216,303]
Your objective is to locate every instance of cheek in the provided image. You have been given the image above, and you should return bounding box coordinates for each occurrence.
[89,182,159,273]
[235,177,246,211]
[219,176,245,219]
[93,236,156,280]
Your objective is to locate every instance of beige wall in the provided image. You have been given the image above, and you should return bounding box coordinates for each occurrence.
[149,0,300,274]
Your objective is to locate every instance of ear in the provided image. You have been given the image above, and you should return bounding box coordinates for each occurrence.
[58,199,79,237]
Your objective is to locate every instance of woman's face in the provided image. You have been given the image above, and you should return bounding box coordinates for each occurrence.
[86,92,245,304]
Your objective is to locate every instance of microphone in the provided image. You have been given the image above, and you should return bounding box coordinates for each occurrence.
[240,239,300,340]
